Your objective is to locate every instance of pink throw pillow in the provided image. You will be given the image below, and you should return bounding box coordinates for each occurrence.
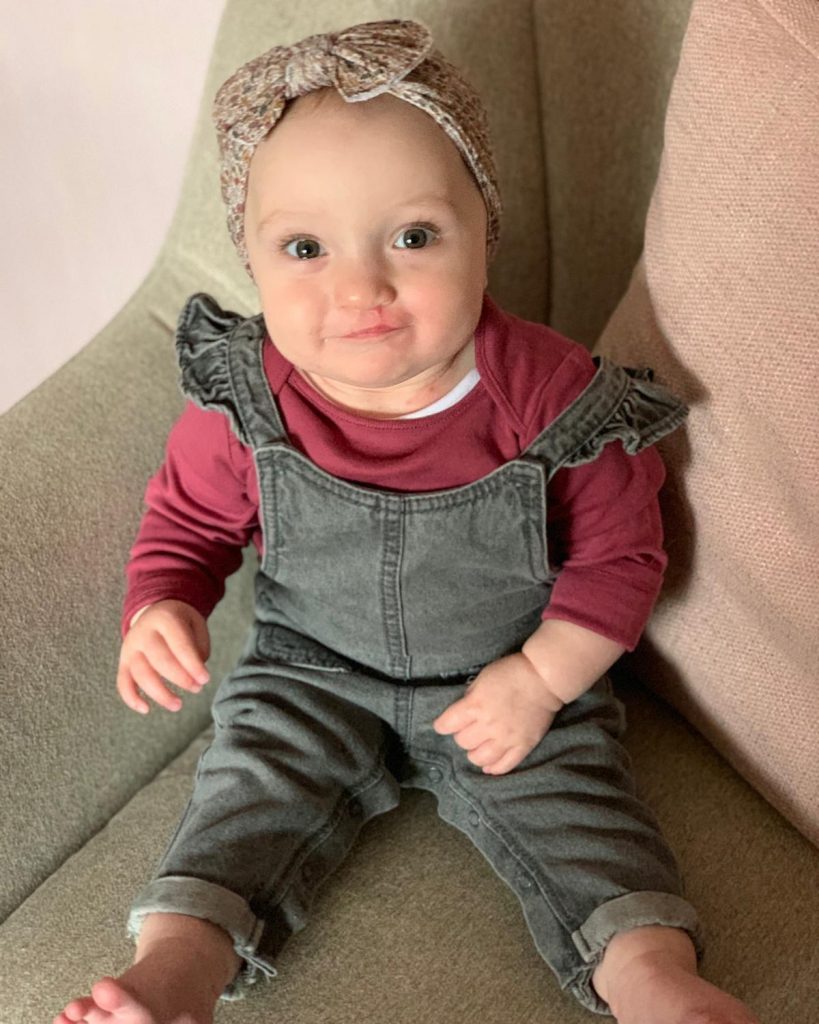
[594,0,819,845]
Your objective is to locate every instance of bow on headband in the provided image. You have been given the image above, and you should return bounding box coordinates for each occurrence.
[213,19,435,147]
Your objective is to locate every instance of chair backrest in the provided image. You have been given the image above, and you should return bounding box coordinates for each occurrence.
[532,0,693,344]
[160,0,693,346]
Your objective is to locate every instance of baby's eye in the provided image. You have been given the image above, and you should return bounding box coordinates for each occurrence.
[281,237,323,260]
[395,225,439,250]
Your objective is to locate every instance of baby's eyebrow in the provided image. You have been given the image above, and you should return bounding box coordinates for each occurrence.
[256,211,309,236]
[394,192,459,213]
[256,193,458,236]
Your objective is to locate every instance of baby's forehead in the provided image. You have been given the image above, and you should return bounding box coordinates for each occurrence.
[244,89,487,232]
[252,93,471,185]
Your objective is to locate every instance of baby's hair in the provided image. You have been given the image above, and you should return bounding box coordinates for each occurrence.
[279,85,338,122]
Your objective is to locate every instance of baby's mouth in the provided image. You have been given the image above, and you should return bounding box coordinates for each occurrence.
[342,324,401,339]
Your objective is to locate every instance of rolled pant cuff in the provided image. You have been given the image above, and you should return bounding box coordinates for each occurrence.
[567,891,706,1015]
[126,875,278,1002]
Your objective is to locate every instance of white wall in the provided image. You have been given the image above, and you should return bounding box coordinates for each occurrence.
[0,0,225,415]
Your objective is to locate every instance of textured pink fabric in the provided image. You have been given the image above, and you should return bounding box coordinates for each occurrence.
[594,0,819,844]
[123,294,669,650]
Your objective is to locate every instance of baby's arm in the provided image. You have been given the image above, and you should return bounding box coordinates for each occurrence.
[119,401,258,713]
[433,620,625,775]
[435,442,668,774]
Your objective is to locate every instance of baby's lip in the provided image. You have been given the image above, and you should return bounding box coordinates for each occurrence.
[342,323,401,338]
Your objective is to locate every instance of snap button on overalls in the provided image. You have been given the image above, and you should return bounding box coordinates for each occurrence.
[127,293,704,1014]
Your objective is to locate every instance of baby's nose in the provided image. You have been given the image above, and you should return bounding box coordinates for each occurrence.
[333,259,396,309]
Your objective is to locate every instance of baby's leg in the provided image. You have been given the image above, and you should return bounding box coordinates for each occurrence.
[54,654,402,1021]
[405,675,760,1023]
[54,912,241,1024]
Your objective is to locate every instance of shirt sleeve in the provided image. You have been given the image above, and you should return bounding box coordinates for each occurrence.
[542,440,669,652]
[121,401,259,637]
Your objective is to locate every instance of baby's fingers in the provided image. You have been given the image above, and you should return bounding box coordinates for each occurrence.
[142,631,205,694]
[128,651,184,712]
[482,746,530,776]
[116,665,151,715]
[466,739,508,768]
[433,698,477,735]
[159,618,210,686]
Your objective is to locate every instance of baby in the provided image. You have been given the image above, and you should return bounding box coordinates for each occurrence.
[55,19,760,1024]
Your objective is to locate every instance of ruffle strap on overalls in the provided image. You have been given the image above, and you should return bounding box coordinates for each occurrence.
[173,291,689,474]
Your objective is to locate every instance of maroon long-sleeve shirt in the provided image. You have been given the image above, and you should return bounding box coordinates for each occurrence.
[123,294,668,650]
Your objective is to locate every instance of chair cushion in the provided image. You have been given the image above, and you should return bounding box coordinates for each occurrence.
[593,0,819,846]
[2,679,817,1024]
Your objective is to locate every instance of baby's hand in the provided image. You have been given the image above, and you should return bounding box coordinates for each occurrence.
[432,653,564,775]
[117,600,211,715]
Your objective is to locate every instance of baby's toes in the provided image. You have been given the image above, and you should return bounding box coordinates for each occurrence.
[54,995,98,1023]
[89,976,146,1017]
[682,995,761,1024]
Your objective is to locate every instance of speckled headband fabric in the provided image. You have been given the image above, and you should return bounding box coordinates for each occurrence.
[212,18,503,280]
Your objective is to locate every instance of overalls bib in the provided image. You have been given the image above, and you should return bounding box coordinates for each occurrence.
[128,294,704,1015]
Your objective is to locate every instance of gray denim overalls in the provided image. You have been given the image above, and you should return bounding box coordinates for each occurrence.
[127,293,704,1015]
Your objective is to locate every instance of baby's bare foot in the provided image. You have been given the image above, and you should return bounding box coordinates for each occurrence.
[593,926,760,1024]
[53,944,230,1024]
[54,912,242,1024]
[605,956,761,1024]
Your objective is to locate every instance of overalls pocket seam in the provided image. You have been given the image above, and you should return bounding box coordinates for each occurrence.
[255,624,354,672]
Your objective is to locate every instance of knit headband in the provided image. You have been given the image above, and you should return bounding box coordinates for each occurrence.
[212,18,503,280]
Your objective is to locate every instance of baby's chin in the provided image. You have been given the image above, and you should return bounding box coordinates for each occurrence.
[296,364,433,410]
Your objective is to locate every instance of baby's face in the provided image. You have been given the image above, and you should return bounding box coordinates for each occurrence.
[244,88,488,411]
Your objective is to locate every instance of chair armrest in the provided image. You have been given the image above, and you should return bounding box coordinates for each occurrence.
[0,258,255,921]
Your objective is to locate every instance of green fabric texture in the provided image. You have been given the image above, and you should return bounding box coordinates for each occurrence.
[2,0,816,1021]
